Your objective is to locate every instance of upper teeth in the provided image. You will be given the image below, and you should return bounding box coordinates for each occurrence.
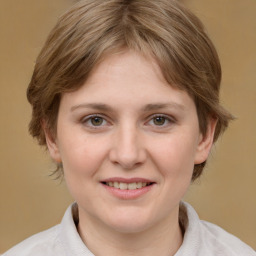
[106,182,148,190]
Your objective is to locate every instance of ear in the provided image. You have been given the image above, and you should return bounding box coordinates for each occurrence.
[194,118,217,164]
[43,121,62,163]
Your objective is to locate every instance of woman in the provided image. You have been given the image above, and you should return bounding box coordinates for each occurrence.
[4,0,255,255]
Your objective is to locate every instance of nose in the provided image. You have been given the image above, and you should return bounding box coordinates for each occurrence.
[109,125,147,170]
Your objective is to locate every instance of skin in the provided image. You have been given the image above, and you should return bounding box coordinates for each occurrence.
[45,51,216,256]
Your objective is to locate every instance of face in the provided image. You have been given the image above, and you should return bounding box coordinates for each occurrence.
[46,51,215,234]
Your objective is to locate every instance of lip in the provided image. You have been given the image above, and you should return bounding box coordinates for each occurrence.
[102,177,154,183]
[101,177,156,200]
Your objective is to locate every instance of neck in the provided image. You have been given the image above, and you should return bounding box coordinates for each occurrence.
[77,207,183,256]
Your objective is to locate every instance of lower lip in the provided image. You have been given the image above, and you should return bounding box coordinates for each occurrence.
[102,183,154,200]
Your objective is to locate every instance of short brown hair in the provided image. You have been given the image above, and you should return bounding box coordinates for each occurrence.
[27,0,233,180]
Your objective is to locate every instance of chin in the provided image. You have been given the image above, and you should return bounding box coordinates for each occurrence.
[109,221,151,234]
[103,209,155,234]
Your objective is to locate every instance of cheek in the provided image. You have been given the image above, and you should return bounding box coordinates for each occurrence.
[149,135,197,179]
[58,135,109,179]
[59,136,110,202]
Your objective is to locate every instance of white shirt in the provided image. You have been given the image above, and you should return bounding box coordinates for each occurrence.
[3,202,255,256]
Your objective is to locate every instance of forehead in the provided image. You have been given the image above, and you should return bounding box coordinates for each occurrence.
[87,50,167,87]
[59,51,196,114]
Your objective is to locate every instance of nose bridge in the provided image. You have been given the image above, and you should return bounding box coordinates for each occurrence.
[110,122,146,169]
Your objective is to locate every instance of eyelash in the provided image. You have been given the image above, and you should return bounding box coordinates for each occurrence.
[146,114,175,128]
[80,114,175,129]
[81,114,110,129]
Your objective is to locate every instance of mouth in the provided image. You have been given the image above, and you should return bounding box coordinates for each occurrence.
[100,178,155,199]
[101,181,154,190]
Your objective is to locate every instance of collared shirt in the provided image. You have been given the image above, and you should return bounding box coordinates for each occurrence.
[3,202,256,256]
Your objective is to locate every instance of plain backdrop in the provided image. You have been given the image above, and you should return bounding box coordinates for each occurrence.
[0,0,255,253]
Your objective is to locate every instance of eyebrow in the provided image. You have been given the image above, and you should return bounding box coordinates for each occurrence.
[142,103,185,112]
[71,103,113,112]
[70,102,185,112]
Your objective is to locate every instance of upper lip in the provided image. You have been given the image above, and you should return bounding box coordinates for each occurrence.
[101,177,155,183]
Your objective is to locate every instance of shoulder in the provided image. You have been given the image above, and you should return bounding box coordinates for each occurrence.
[199,220,256,255]
[177,202,256,256]
[2,203,90,256]
[2,225,65,256]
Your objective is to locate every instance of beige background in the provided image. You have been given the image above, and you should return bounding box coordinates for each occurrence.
[0,0,255,253]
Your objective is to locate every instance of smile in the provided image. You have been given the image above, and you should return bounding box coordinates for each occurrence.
[101,178,155,199]
[103,181,152,190]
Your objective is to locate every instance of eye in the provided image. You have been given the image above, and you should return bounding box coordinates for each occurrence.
[152,116,167,126]
[147,114,175,128]
[81,115,108,128]
[90,116,104,126]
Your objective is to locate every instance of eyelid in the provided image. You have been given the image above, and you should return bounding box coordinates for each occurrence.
[148,113,176,122]
[145,113,176,127]
[80,114,111,128]
[150,113,176,121]
[79,113,176,129]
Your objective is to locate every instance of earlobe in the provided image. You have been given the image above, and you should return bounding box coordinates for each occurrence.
[194,118,217,164]
[43,121,62,163]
